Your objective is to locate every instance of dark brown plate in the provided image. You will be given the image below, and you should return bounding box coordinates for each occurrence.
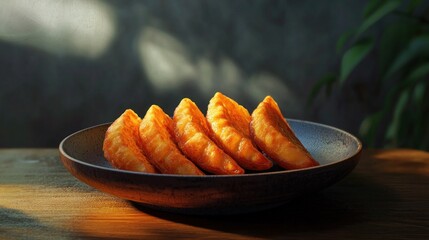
[59,120,362,215]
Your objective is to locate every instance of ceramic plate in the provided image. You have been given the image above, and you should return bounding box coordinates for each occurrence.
[59,120,361,215]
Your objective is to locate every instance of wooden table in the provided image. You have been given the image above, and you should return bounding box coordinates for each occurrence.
[1,149,428,239]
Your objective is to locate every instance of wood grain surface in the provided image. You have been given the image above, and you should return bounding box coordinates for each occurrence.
[1,148,428,239]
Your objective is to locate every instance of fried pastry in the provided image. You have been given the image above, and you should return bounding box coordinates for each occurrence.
[103,109,157,173]
[207,92,272,170]
[250,96,319,170]
[139,105,204,175]
[173,98,245,175]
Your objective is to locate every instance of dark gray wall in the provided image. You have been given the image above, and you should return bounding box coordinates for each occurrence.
[0,0,365,147]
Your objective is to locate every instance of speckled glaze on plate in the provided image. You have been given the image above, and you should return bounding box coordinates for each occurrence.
[59,120,362,215]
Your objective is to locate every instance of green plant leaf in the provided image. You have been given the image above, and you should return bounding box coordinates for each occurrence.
[407,62,429,81]
[363,0,387,18]
[356,0,402,38]
[412,81,426,106]
[378,21,418,76]
[386,90,410,141]
[359,111,383,147]
[339,38,374,84]
[411,81,426,147]
[336,30,354,54]
[306,74,336,107]
[384,34,429,81]
[379,69,428,145]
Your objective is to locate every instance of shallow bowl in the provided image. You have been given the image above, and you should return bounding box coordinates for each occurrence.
[59,120,361,215]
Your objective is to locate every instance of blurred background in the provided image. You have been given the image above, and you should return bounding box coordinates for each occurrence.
[0,0,428,149]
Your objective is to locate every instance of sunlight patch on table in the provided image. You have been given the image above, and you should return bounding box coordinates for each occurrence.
[373,149,429,175]
[0,184,126,227]
[0,0,116,59]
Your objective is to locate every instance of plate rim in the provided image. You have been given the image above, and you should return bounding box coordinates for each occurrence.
[59,119,362,179]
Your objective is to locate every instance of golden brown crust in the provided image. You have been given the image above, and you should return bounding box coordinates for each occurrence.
[250,96,319,170]
[103,109,157,173]
[173,98,244,175]
[139,105,204,175]
[207,92,272,170]
[104,94,318,175]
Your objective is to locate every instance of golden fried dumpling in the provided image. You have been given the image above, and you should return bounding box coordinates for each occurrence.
[139,105,204,175]
[173,98,244,175]
[250,96,319,170]
[207,92,272,170]
[103,109,157,173]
